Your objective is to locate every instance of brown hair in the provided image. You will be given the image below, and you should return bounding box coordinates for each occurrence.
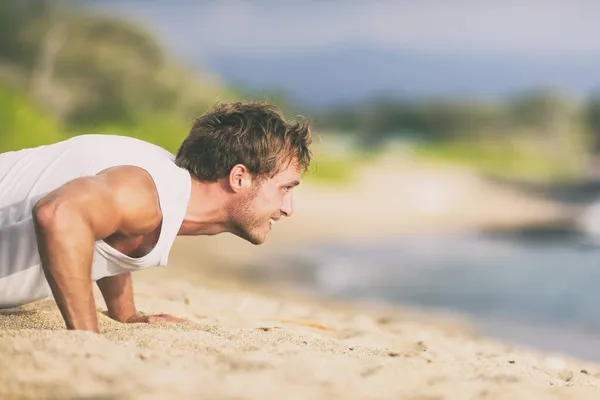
[175,101,312,181]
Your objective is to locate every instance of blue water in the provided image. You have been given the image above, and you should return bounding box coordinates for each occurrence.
[255,231,600,361]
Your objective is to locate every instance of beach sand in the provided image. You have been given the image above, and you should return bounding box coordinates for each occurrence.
[2,160,599,399]
[2,278,600,400]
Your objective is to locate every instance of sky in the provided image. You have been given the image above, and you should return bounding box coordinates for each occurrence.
[94,1,600,58]
[90,1,600,106]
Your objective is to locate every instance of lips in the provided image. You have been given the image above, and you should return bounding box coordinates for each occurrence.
[269,216,281,228]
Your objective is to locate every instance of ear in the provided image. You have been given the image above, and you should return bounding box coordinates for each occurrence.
[229,164,252,193]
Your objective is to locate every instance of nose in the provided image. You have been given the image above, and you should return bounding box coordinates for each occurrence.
[281,193,294,218]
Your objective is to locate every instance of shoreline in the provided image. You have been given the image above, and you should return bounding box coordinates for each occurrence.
[167,158,581,280]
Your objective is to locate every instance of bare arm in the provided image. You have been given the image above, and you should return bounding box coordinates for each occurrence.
[32,166,161,332]
[96,272,137,323]
[97,272,187,325]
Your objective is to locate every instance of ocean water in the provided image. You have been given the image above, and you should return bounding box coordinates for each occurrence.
[251,230,600,362]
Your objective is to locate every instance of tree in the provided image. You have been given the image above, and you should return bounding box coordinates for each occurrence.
[584,91,600,152]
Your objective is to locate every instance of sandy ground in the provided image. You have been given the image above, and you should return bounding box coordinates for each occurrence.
[2,159,599,400]
[2,280,600,400]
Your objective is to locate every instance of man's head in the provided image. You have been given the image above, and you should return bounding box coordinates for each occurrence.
[175,101,312,244]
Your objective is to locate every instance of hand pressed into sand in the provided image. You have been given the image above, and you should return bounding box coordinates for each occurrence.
[125,312,187,324]
[97,273,188,330]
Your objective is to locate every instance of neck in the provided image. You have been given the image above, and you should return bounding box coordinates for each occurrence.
[177,177,232,236]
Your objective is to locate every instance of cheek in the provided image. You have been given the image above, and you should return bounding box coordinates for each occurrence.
[256,188,281,209]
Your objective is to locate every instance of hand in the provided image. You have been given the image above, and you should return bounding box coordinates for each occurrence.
[125,312,188,324]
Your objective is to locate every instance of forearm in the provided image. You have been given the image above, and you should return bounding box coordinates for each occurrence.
[97,272,137,323]
[33,204,99,332]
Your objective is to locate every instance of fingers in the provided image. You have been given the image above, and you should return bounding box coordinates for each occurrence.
[160,314,188,323]
[145,314,188,324]
[124,313,188,324]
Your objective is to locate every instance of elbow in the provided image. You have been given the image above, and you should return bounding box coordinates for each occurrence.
[32,199,57,230]
[32,198,74,233]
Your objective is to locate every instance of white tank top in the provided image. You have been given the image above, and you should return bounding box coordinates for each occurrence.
[0,134,191,308]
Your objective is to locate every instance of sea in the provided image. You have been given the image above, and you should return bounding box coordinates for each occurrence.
[248,227,600,362]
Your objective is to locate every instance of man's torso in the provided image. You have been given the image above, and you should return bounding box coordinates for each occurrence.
[0,135,191,308]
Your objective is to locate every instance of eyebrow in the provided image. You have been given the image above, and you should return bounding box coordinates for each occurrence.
[286,180,300,187]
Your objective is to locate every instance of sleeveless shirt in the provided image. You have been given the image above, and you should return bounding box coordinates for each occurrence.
[0,134,191,308]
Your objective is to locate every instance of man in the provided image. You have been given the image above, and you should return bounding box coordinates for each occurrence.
[0,101,312,333]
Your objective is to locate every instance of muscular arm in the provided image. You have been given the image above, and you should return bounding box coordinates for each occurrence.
[32,166,161,332]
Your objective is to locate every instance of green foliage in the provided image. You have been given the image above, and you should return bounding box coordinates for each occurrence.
[304,156,359,184]
[0,82,65,152]
[0,1,53,67]
[508,90,568,130]
[317,97,507,146]
[0,0,235,131]
[313,89,600,183]
[414,138,584,183]
[584,92,600,151]
[69,115,191,155]
[0,0,242,157]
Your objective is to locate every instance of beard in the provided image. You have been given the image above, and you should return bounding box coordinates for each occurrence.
[228,185,266,245]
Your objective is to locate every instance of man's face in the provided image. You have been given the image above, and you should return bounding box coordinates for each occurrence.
[230,162,301,245]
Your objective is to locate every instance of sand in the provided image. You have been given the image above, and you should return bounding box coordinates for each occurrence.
[2,280,600,400]
[2,159,599,400]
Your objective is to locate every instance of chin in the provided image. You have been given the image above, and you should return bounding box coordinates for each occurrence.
[248,235,267,245]
[234,230,267,245]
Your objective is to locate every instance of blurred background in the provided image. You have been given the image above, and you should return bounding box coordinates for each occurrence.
[5,0,600,360]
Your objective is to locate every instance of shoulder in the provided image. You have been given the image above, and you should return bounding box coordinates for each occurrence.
[33,164,163,239]
[96,165,163,234]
